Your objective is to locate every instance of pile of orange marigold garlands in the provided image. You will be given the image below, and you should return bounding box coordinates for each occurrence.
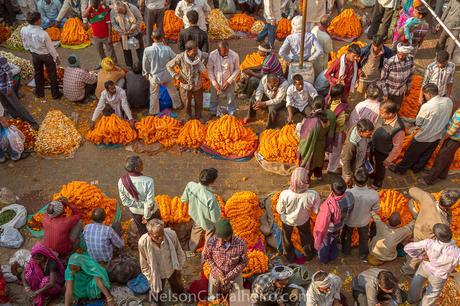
[155,195,191,224]
[240,52,265,71]
[204,115,257,157]
[52,181,117,225]
[0,23,11,43]
[136,116,182,147]
[229,13,255,32]
[86,114,137,145]
[275,18,291,40]
[259,124,299,164]
[242,250,269,278]
[377,189,413,226]
[177,119,207,149]
[399,75,422,119]
[327,9,362,39]
[60,18,90,45]
[27,213,44,231]
[225,191,263,248]
[328,41,366,68]
[250,20,265,35]
[7,119,37,150]
[164,10,183,40]
[46,27,61,41]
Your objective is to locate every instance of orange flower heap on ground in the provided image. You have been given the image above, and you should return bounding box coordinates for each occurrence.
[240,52,265,71]
[177,119,206,149]
[259,129,281,161]
[275,18,291,39]
[259,125,299,164]
[155,195,191,224]
[86,114,137,145]
[378,189,413,226]
[399,75,422,119]
[242,250,269,278]
[52,181,117,225]
[229,14,255,32]
[46,27,61,41]
[327,9,362,39]
[164,10,183,40]
[204,115,257,157]
[60,18,90,45]
[136,116,182,147]
[27,213,44,231]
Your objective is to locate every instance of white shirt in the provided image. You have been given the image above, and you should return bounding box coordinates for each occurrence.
[286,82,318,112]
[263,0,282,22]
[415,96,453,142]
[92,86,133,121]
[311,25,333,73]
[276,189,320,226]
[0,102,4,116]
[175,0,211,32]
[255,75,289,106]
[20,25,59,61]
[118,175,156,218]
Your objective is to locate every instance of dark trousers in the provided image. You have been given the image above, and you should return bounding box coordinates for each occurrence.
[368,2,395,39]
[342,225,369,257]
[31,53,60,98]
[282,220,315,262]
[122,33,145,68]
[318,231,340,264]
[145,8,164,45]
[424,139,460,184]
[0,0,18,25]
[180,87,203,119]
[388,94,404,106]
[372,150,388,188]
[151,270,185,302]
[247,95,285,129]
[395,139,440,174]
[131,209,161,236]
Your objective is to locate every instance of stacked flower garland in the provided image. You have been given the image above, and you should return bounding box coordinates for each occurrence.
[399,75,422,119]
[275,18,291,40]
[377,189,413,226]
[259,124,299,164]
[229,14,255,32]
[136,116,182,147]
[177,119,207,149]
[155,195,191,224]
[86,114,137,145]
[240,52,265,71]
[327,9,362,39]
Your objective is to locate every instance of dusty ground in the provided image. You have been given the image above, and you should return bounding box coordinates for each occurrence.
[1,6,460,305]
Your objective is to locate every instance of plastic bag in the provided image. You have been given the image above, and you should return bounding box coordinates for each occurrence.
[0,204,27,229]
[219,0,236,13]
[5,126,25,156]
[107,256,141,284]
[159,85,173,111]
[127,274,149,294]
[0,226,24,248]
[1,249,31,282]
[127,37,139,50]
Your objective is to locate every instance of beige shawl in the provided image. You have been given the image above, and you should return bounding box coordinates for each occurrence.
[114,3,138,50]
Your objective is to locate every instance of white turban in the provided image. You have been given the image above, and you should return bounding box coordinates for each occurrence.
[312,271,332,289]
[258,45,272,53]
[291,15,303,33]
[397,43,414,54]
[271,265,294,280]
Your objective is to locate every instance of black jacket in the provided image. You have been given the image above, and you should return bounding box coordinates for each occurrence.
[178,26,209,53]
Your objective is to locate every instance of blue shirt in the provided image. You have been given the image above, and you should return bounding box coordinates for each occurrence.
[37,0,62,20]
[83,223,124,262]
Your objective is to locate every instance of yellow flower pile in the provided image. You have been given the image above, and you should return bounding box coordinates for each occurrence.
[177,119,207,149]
[208,9,234,40]
[328,41,366,68]
[242,250,269,278]
[136,116,182,147]
[378,189,413,226]
[259,125,299,164]
[250,20,265,35]
[155,194,191,224]
[86,114,137,145]
[225,191,263,248]
[204,115,258,157]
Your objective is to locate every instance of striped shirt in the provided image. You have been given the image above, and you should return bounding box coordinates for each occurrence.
[261,53,284,79]
[446,108,460,141]
[422,61,455,97]
[379,55,414,97]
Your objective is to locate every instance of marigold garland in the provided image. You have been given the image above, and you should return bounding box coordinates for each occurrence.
[259,125,299,164]
[204,115,257,157]
[229,14,255,32]
[86,114,137,145]
[135,116,182,147]
[250,20,265,35]
[242,250,269,278]
[399,75,422,119]
[378,189,413,226]
[177,119,207,149]
[327,9,362,39]
[275,18,291,40]
[46,27,61,41]
[208,9,234,40]
[155,195,191,224]
[240,52,265,71]
[164,10,183,40]
[60,18,90,45]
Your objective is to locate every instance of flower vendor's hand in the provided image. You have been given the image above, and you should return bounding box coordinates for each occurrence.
[254,101,267,110]
[421,251,429,262]
[383,159,392,168]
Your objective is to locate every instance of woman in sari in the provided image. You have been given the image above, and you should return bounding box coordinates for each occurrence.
[297,96,335,181]
[64,253,115,306]
[392,0,421,46]
[23,242,65,306]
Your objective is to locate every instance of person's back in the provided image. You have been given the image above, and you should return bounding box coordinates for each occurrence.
[346,185,379,228]
[329,191,354,232]
[415,96,453,142]
[178,10,208,53]
[125,65,149,109]
[143,43,175,81]
[182,181,219,230]
[96,68,125,98]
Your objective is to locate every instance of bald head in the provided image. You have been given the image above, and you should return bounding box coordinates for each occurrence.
[218,41,229,57]
[92,208,106,223]
[388,212,401,227]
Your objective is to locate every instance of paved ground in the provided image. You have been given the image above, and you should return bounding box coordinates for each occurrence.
[1,6,460,305]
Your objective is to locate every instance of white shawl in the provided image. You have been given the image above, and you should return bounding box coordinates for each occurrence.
[339,54,357,93]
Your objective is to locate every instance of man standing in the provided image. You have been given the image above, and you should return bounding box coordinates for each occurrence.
[36,0,62,29]
[143,31,182,116]
[175,0,211,32]
[20,12,62,100]
[140,0,165,45]
[139,219,186,304]
[311,15,333,75]
[420,50,455,102]
[182,168,221,253]
[286,74,318,123]
[202,220,248,302]
[63,54,97,103]
[348,84,383,128]
[421,108,460,185]
[83,208,124,264]
[245,73,289,128]
[436,0,460,57]
[256,0,281,48]
[357,35,393,101]
[207,41,240,117]
[371,100,405,189]
[378,43,414,106]
[342,168,380,261]
[178,10,209,53]
[306,271,344,306]
[367,0,398,39]
[390,84,453,175]
[83,0,117,66]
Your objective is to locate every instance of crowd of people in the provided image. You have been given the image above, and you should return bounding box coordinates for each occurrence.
[0,0,460,305]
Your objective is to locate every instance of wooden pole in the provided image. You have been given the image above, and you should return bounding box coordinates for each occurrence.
[299,0,308,68]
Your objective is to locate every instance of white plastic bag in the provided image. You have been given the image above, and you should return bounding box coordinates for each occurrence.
[6,126,25,156]
[1,249,31,282]
[0,204,27,228]
[127,37,139,50]
[0,226,24,248]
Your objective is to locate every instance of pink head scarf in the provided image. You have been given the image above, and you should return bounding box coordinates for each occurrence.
[290,167,309,193]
